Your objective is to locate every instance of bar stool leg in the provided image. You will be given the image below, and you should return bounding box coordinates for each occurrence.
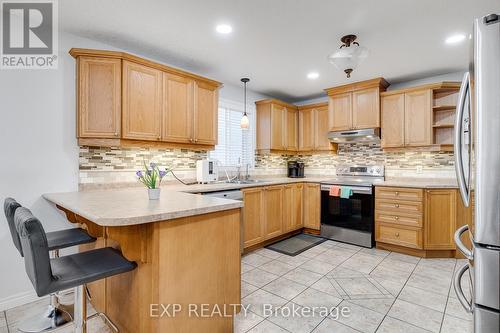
[74,285,87,333]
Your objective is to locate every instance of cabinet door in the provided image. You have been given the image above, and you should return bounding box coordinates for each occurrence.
[242,188,264,248]
[352,88,380,129]
[381,94,405,148]
[293,183,304,229]
[270,104,285,150]
[303,183,321,230]
[193,81,218,145]
[405,89,432,146]
[78,57,121,138]
[286,108,298,151]
[122,61,162,141]
[263,186,284,239]
[424,189,457,249]
[314,105,332,151]
[329,93,352,131]
[282,185,294,232]
[299,110,314,151]
[162,73,194,143]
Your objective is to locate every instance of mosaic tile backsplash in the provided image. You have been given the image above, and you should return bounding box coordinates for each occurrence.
[79,143,455,186]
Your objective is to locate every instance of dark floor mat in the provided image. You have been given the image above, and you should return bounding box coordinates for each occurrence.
[265,233,326,256]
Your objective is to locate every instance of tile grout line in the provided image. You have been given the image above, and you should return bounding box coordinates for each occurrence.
[438,259,459,333]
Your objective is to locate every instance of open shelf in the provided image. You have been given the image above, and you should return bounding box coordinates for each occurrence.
[432,86,459,148]
[433,124,454,128]
[433,105,456,111]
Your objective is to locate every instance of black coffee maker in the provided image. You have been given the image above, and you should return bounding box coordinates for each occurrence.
[287,161,305,178]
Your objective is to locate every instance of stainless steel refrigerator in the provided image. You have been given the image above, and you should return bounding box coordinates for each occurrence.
[453,13,500,333]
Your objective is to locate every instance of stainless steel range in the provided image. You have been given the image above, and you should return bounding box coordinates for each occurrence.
[320,165,384,248]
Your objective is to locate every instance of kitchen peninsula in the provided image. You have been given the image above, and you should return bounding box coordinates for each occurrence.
[43,188,243,333]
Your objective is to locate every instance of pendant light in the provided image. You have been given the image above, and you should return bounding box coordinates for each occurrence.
[240,78,250,129]
[327,34,369,78]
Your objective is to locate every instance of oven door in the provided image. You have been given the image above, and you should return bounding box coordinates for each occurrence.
[320,184,374,248]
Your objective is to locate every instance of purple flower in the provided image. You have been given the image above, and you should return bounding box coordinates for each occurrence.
[136,170,143,178]
[159,170,167,178]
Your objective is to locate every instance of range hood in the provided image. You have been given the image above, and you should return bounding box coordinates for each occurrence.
[328,128,380,143]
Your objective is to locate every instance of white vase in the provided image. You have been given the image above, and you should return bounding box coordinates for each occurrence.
[148,188,161,200]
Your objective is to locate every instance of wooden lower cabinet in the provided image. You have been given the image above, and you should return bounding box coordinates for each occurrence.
[283,184,304,232]
[303,183,321,230]
[263,186,284,239]
[375,186,462,257]
[242,188,264,248]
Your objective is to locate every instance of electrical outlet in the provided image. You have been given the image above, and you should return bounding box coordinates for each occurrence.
[416,165,423,174]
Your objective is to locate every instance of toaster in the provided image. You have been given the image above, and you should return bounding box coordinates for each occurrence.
[196,160,218,183]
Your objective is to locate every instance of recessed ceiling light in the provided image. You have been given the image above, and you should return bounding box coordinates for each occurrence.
[445,34,466,44]
[216,24,232,34]
[307,72,319,80]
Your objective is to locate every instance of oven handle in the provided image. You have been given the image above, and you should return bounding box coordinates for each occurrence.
[320,184,372,195]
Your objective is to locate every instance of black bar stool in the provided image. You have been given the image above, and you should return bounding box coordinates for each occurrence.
[15,207,137,333]
[4,198,96,332]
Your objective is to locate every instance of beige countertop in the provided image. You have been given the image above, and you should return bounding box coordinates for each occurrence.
[373,177,458,188]
[43,188,243,227]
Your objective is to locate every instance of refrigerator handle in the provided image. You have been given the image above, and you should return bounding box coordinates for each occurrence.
[454,72,470,207]
[454,224,473,260]
[453,263,473,313]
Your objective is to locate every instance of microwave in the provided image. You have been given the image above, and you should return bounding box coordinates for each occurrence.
[196,160,218,183]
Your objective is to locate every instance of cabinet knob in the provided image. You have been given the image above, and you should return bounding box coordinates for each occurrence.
[114,132,118,136]
[194,139,198,143]
[395,232,400,237]
[157,136,161,140]
[394,216,399,220]
[190,138,193,143]
[395,204,400,208]
[395,192,399,196]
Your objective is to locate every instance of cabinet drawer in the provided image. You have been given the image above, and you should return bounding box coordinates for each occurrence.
[375,211,422,227]
[376,224,423,249]
[376,199,423,215]
[375,187,423,202]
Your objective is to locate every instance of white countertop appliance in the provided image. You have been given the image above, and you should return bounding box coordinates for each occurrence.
[453,13,500,332]
[196,159,218,183]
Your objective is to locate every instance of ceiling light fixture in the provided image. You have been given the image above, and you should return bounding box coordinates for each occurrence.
[240,78,250,129]
[307,72,319,80]
[327,34,369,78]
[445,34,466,44]
[216,24,232,34]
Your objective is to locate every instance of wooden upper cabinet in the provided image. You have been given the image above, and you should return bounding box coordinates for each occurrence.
[329,93,352,131]
[286,108,298,151]
[314,105,332,151]
[381,93,405,148]
[424,189,457,250]
[299,109,314,151]
[193,81,218,145]
[353,88,380,129]
[162,73,194,144]
[122,61,162,141]
[77,57,121,138]
[270,104,286,150]
[263,186,284,239]
[405,89,432,146]
[325,78,389,132]
[242,188,264,248]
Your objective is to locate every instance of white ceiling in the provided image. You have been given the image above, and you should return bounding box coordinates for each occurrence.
[60,0,499,102]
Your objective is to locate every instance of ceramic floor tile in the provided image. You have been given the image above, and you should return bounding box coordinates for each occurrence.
[347,297,395,315]
[369,276,406,297]
[0,311,5,328]
[310,277,343,297]
[259,260,296,276]
[233,309,265,333]
[370,265,412,283]
[412,265,454,281]
[440,314,473,333]
[254,248,283,260]
[242,268,279,288]
[335,242,363,252]
[313,318,362,332]
[242,289,288,317]
[0,326,6,333]
[263,277,308,300]
[242,262,256,273]
[276,254,309,268]
[339,253,384,274]
[242,281,259,298]
[387,299,443,333]
[314,251,349,266]
[247,319,291,333]
[54,316,113,333]
[376,316,431,333]
[5,297,50,327]
[300,259,336,275]
[445,297,473,321]
[292,288,343,311]
[398,285,448,312]
[335,277,386,298]
[406,273,452,296]
[328,267,366,279]
[283,268,323,287]
[267,302,326,333]
[359,247,390,258]
[417,258,456,272]
[331,300,384,333]
[377,258,417,274]
[242,253,274,267]
[386,252,421,264]
[300,246,327,258]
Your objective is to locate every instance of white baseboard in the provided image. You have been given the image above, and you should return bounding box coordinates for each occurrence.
[0,290,46,312]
